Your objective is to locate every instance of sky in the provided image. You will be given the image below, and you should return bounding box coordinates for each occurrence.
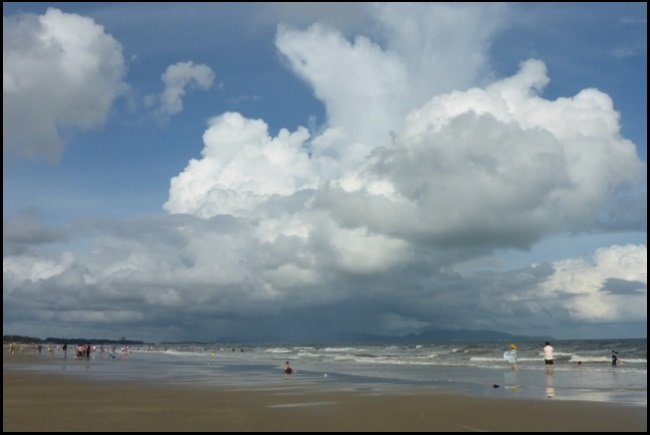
[3,3,647,342]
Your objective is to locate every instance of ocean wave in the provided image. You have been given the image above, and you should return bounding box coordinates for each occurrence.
[322,347,366,353]
[618,358,647,364]
[332,354,441,366]
[264,348,293,354]
[297,351,321,358]
[568,355,647,364]
[162,350,210,357]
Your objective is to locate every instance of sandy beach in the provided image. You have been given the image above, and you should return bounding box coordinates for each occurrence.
[3,353,646,432]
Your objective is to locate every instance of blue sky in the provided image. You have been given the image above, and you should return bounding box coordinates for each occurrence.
[3,3,647,341]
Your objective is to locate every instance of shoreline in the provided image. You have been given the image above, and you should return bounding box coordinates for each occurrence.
[4,347,647,406]
[4,355,647,432]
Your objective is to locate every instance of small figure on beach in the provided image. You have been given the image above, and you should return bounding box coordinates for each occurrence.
[283,360,294,375]
[543,341,554,374]
[503,344,518,370]
[611,351,618,367]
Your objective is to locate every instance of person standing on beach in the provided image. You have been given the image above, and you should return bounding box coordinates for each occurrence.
[504,344,518,370]
[611,351,618,367]
[543,341,554,373]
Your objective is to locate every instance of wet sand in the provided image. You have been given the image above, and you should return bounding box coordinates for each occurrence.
[3,354,647,432]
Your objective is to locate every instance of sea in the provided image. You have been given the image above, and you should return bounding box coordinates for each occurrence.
[6,339,646,406]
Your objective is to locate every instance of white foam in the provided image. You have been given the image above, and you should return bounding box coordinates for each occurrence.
[264,348,293,354]
[569,355,647,364]
[322,347,366,353]
[297,351,321,358]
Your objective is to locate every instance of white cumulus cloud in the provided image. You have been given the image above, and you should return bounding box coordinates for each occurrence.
[539,244,647,322]
[276,3,506,153]
[276,23,410,151]
[167,57,644,253]
[165,112,316,217]
[333,59,645,246]
[3,8,126,161]
[154,61,215,120]
[3,252,75,283]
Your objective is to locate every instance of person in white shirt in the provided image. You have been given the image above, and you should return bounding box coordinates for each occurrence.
[543,341,554,373]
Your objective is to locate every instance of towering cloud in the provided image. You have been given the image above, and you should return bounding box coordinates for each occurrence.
[155,11,646,338]
[167,56,644,249]
[275,3,506,152]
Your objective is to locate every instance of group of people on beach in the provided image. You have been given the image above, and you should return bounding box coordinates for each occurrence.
[503,341,622,371]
